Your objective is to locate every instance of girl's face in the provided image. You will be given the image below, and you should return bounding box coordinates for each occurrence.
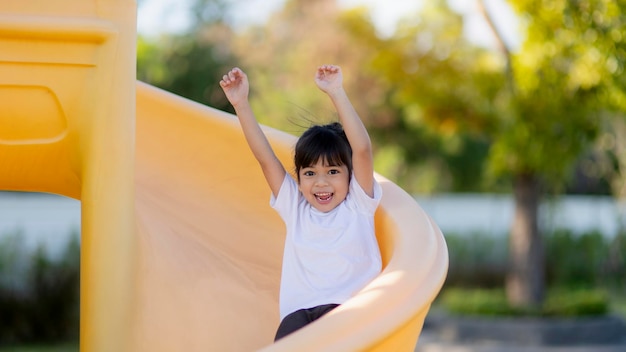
[298,158,350,213]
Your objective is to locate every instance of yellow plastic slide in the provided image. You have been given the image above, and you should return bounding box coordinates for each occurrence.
[0,1,448,351]
[132,82,448,351]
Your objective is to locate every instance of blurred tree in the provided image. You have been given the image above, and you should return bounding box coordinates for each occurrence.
[344,0,624,310]
[340,2,497,193]
[231,0,375,128]
[136,0,237,112]
[135,0,624,311]
[484,0,625,310]
[231,0,468,191]
[229,0,387,175]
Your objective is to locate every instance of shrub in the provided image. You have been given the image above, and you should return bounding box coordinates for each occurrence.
[444,229,626,290]
[443,232,508,288]
[545,229,609,288]
[439,288,520,316]
[0,231,80,345]
[440,288,609,317]
[605,232,626,290]
[543,289,609,317]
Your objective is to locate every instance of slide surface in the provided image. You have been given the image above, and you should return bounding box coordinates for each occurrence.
[131,82,449,351]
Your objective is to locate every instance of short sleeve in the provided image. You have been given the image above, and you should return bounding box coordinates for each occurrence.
[347,175,382,215]
[270,174,299,220]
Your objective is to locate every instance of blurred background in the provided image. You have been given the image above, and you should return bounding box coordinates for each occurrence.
[1,0,625,350]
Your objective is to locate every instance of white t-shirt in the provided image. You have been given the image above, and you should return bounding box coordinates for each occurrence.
[270,174,383,320]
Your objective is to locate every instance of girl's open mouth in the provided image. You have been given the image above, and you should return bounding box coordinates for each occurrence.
[315,192,333,203]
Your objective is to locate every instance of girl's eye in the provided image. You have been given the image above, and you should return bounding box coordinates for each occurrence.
[303,171,314,176]
[329,169,340,175]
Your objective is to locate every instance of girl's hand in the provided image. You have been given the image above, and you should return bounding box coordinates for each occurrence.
[315,65,343,95]
[220,67,249,108]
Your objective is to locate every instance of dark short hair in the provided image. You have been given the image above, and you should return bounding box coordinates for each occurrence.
[294,122,352,182]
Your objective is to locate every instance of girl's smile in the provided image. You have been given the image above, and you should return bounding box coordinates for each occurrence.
[315,192,333,203]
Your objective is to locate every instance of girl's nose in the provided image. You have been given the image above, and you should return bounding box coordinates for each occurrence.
[315,174,328,186]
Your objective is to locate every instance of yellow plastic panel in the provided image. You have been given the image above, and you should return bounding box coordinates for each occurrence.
[0,85,67,144]
[0,1,137,352]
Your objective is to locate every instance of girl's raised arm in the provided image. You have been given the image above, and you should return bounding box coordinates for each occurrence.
[220,68,286,197]
[315,65,375,197]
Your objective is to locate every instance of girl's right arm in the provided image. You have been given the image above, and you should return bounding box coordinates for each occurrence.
[220,67,286,197]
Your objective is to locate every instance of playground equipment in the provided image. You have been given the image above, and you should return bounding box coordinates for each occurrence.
[0,1,448,351]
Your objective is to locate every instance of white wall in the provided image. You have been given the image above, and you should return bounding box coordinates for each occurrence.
[416,193,625,238]
[0,192,80,258]
[1,192,623,258]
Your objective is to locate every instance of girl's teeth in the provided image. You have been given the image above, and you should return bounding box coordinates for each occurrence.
[316,193,332,201]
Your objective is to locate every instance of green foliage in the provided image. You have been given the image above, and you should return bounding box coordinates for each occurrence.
[339,1,499,193]
[441,288,518,316]
[489,0,626,184]
[136,0,625,196]
[613,294,626,320]
[441,287,609,317]
[231,0,386,135]
[444,232,508,288]
[0,231,80,345]
[543,288,609,317]
[338,0,624,194]
[137,0,239,113]
[511,0,626,110]
[546,229,604,287]
[137,30,236,113]
[444,230,626,290]
[546,229,626,289]
[136,0,625,315]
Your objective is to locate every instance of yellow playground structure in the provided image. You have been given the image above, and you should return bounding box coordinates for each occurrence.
[0,1,448,351]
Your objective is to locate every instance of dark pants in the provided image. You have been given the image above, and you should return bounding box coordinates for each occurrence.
[274,303,339,341]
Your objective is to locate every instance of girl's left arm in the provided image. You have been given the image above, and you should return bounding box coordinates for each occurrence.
[315,65,374,197]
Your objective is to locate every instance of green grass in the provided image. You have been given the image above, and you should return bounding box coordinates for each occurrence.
[0,343,77,352]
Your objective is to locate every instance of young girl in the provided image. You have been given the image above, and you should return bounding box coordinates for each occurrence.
[219,65,382,341]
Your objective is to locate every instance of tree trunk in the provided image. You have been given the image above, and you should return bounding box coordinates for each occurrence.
[506,173,545,310]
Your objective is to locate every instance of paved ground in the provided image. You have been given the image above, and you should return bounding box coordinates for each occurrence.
[415,331,626,352]
[414,312,626,352]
